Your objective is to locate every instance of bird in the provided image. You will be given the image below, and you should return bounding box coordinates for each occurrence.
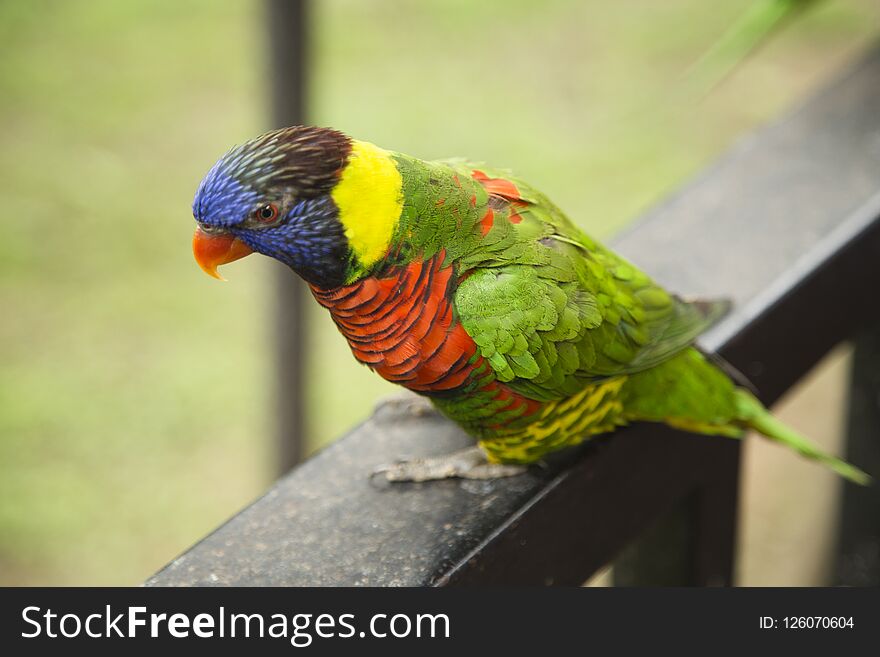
[191,125,869,484]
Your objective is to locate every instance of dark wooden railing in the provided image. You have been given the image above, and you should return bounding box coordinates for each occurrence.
[147,39,880,586]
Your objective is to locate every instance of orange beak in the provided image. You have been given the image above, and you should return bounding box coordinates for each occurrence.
[192,227,254,280]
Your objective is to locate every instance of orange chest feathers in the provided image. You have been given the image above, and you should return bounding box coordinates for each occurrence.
[310,254,478,393]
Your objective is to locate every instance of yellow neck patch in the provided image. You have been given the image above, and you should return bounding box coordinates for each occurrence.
[332,140,403,272]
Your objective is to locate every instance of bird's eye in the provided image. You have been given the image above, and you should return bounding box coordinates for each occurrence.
[254,203,279,223]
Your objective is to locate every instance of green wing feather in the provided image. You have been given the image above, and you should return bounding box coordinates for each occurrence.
[452,166,729,401]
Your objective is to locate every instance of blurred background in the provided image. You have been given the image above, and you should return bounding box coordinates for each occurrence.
[1,0,878,586]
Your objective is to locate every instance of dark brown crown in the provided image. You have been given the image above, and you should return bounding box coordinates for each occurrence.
[221,125,353,198]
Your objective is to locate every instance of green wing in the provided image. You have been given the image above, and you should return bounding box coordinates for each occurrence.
[452,171,729,402]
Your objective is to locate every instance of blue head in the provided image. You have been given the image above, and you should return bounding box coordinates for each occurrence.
[192,125,354,288]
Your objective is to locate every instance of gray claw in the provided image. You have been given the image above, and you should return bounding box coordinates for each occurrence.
[372,446,527,483]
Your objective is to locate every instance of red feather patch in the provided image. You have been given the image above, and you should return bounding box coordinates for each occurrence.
[472,170,529,227]
[311,253,477,392]
[310,253,542,419]
[471,169,523,202]
[480,208,495,236]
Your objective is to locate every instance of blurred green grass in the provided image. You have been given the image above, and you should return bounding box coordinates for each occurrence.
[0,0,877,585]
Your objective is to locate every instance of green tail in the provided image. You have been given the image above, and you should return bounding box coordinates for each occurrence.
[734,389,871,486]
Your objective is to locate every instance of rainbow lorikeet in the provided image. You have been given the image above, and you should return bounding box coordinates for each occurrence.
[191,126,868,484]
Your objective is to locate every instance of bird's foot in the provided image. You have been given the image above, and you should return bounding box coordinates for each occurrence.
[373,392,439,419]
[373,445,527,483]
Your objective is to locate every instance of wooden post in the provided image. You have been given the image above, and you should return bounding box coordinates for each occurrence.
[836,327,880,585]
[267,0,309,472]
[614,440,740,586]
